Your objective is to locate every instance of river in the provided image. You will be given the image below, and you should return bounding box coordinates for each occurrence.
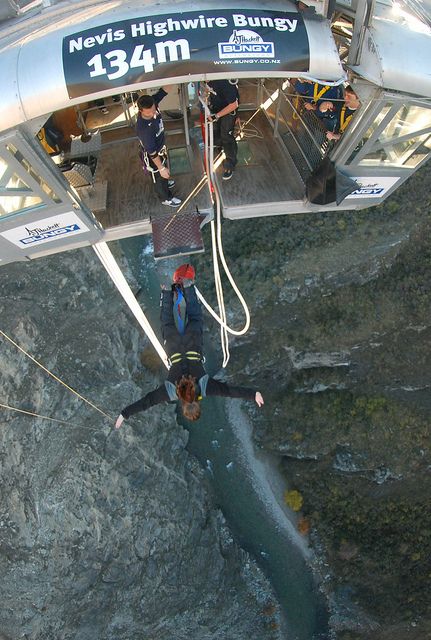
[120,235,329,640]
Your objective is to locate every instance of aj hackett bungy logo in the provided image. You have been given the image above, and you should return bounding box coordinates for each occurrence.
[218,16,298,59]
[20,222,80,245]
[219,30,275,59]
[63,10,308,98]
[1,213,89,248]
[346,176,400,199]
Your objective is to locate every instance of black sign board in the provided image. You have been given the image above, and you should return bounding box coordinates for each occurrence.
[62,9,310,98]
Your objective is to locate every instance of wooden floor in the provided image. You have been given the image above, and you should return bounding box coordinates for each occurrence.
[217,110,305,215]
[93,126,212,230]
[88,100,305,230]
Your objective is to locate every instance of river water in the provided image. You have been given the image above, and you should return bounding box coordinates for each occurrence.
[121,235,329,640]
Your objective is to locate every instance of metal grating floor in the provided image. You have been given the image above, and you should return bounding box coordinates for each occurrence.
[151,210,206,260]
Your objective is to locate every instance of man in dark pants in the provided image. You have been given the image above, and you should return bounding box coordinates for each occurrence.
[136,88,181,207]
[115,265,264,426]
[206,79,239,180]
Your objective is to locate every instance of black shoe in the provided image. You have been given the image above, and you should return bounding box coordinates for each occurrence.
[168,179,175,189]
[222,168,233,180]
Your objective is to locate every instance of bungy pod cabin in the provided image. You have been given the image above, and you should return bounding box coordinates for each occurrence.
[0,0,431,271]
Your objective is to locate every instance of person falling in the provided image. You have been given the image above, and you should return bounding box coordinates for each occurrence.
[115,264,264,428]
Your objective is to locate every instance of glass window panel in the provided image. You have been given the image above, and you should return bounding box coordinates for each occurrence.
[391,132,431,162]
[358,148,390,165]
[4,173,31,191]
[168,147,191,174]
[357,103,431,167]
[6,142,61,203]
[378,104,431,144]
[360,132,431,167]
[347,103,392,164]
[0,194,43,216]
[403,134,431,168]
[362,104,393,140]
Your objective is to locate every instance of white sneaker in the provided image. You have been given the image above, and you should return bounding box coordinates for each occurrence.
[162,197,181,207]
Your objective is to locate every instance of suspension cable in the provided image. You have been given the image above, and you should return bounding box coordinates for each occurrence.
[93,242,169,369]
[0,402,92,428]
[0,329,112,420]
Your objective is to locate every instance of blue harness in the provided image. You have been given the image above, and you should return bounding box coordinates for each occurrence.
[173,285,187,335]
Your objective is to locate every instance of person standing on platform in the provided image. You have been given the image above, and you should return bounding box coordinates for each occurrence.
[206,79,240,181]
[137,88,181,207]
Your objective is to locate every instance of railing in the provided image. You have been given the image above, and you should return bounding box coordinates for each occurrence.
[263,83,331,183]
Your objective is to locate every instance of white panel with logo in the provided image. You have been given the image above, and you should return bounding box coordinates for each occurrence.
[0,212,90,249]
[345,176,400,198]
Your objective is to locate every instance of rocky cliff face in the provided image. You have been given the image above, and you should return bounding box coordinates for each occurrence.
[195,162,431,639]
[2,159,430,640]
[0,249,281,639]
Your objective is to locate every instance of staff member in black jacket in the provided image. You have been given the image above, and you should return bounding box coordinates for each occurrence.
[137,87,181,207]
[206,79,239,181]
[115,265,263,427]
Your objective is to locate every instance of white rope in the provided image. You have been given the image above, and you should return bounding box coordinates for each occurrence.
[194,220,252,338]
[212,216,230,366]
[196,93,251,367]
[93,242,169,369]
[207,112,229,366]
